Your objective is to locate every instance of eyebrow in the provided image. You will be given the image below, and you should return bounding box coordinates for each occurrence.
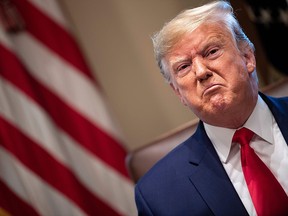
[170,56,190,67]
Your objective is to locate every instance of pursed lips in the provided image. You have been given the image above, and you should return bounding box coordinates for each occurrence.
[202,83,222,96]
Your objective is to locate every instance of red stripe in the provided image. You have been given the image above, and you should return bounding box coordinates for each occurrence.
[0,116,121,216]
[0,43,130,178]
[11,0,96,81]
[0,178,40,216]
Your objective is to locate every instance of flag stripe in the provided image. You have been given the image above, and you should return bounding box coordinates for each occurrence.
[0,116,120,216]
[27,0,69,29]
[0,43,129,178]
[9,32,124,143]
[12,0,94,80]
[0,179,40,216]
[0,77,135,216]
[0,147,87,216]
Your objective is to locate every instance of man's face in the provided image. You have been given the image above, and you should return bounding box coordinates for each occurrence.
[165,23,257,127]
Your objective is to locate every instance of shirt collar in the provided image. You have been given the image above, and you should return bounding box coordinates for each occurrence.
[243,95,273,144]
[204,95,274,163]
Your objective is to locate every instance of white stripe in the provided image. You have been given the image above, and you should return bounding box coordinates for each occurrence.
[26,0,70,30]
[0,76,69,165]
[62,131,137,216]
[0,78,137,216]
[0,147,87,216]
[9,32,125,143]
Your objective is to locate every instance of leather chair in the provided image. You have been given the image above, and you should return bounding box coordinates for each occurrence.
[126,78,288,183]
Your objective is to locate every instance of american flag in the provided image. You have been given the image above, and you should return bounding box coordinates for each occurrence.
[0,0,136,215]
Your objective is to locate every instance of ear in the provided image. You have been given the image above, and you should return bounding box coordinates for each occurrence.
[169,83,188,106]
[243,45,256,74]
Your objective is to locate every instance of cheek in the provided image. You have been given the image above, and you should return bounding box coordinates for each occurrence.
[179,87,203,111]
[222,56,248,83]
[176,82,199,107]
[176,77,197,99]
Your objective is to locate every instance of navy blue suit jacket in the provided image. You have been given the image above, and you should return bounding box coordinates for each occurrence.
[135,94,288,216]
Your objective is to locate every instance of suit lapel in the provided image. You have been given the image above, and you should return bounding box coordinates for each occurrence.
[187,123,249,215]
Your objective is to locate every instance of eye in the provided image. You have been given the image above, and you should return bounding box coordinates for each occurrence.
[174,62,191,78]
[177,63,191,72]
[206,48,219,57]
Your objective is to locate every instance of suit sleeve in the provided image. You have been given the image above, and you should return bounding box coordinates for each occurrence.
[135,184,154,216]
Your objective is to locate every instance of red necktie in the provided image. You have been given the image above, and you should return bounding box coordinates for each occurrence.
[233,127,288,216]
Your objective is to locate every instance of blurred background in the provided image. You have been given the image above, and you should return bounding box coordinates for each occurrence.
[58,0,287,151]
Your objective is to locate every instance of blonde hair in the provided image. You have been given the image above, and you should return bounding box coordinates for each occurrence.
[152,1,255,82]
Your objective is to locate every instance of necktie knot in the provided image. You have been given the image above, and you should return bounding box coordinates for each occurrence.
[232,127,254,147]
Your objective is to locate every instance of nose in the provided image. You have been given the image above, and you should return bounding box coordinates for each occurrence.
[193,57,212,82]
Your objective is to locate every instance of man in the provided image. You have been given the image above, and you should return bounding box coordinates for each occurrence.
[135,1,288,215]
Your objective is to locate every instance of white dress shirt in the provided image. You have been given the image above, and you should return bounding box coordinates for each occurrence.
[204,95,288,215]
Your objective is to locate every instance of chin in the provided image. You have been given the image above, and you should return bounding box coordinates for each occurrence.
[209,94,232,111]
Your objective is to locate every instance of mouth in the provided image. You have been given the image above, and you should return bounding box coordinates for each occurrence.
[203,84,222,96]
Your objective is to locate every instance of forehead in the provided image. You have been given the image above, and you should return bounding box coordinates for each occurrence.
[168,23,232,57]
